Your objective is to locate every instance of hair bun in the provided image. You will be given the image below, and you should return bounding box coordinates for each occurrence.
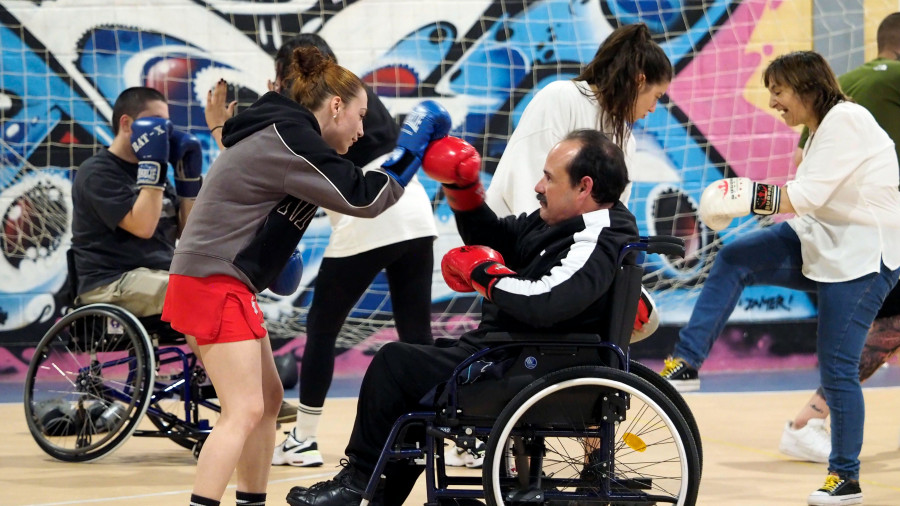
[290,46,332,79]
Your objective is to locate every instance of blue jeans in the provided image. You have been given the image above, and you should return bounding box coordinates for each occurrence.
[673,222,899,478]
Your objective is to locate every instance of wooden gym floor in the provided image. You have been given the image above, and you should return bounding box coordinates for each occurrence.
[2,383,899,505]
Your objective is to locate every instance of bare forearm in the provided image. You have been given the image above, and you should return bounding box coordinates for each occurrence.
[119,188,164,238]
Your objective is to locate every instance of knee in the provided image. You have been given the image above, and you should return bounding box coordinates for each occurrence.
[819,356,861,389]
[264,384,284,418]
[371,342,408,371]
[362,342,406,385]
[712,241,741,267]
[222,399,267,434]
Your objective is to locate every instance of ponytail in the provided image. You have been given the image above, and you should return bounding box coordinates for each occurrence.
[576,23,672,148]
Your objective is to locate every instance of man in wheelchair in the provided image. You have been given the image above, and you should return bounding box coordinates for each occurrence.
[287,129,639,506]
[71,86,199,318]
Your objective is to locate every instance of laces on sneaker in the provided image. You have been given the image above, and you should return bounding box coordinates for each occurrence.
[818,475,842,493]
[660,358,684,378]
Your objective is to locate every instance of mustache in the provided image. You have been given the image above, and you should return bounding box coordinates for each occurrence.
[536,193,546,204]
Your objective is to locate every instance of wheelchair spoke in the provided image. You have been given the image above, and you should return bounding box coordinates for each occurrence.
[483,365,699,505]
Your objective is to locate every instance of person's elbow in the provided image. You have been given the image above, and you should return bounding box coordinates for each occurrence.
[130,224,157,239]
[118,215,158,239]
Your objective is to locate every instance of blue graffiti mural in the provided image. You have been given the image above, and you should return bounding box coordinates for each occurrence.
[0,0,816,363]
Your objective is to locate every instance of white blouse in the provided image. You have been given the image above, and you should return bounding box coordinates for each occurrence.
[323,157,437,258]
[786,101,900,281]
[485,79,634,217]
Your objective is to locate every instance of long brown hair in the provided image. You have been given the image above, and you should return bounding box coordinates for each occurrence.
[576,23,672,148]
[763,51,846,126]
[285,46,363,112]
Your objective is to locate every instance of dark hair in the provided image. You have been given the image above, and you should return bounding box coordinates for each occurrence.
[286,46,363,112]
[763,51,847,126]
[111,87,166,135]
[275,33,338,85]
[877,12,900,54]
[563,129,629,205]
[576,23,673,148]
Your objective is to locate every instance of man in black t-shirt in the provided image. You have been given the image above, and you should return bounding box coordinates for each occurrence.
[72,86,198,317]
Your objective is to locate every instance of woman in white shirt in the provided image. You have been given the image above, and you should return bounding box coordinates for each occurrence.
[485,22,672,217]
[661,51,900,506]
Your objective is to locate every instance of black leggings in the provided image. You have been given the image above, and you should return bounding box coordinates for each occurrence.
[300,236,435,408]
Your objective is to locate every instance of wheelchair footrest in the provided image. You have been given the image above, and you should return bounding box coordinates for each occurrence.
[503,487,546,503]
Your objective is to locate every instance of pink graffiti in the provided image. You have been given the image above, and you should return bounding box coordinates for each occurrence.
[667,0,798,185]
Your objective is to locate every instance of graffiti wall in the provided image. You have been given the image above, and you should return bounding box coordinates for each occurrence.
[0,0,892,379]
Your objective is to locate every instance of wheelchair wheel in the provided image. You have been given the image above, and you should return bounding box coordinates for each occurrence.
[145,354,219,451]
[482,365,700,506]
[23,304,156,462]
[628,359,703,473]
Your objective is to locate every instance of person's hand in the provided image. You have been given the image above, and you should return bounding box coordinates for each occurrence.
[422,136,484,211]
[698,177,780,231]
[169,129,203,199]
[441,245,516,300]
[131,117,171,189]
[205,79,236,135]
[381,100,452,186]
[267,78,280,93]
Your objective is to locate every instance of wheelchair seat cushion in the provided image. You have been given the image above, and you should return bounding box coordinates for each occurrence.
[435,343,614,422]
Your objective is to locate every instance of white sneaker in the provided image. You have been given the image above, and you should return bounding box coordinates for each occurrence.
[444,440,485,468]
[466,440,485,468]
[272,431,324,467]
[779,419,830,463]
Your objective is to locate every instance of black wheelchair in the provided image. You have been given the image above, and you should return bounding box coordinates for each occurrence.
[361,236,701,505]
[22,253,220,462]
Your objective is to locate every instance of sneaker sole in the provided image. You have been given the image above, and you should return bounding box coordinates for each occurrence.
[779,441,829,463]
[666,378,700,392]
[285,459,323,467]
[807,492,862,505]
[272,450,324,467]
[280,455,324,467]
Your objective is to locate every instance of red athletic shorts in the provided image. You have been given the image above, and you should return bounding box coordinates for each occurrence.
[162,274,267,346]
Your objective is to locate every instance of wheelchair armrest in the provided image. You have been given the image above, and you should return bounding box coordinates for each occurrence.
[618,235,686,266]
[643,235,686,258]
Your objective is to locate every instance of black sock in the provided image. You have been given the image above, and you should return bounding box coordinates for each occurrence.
[189,494,220,506]
[235,491,266,506]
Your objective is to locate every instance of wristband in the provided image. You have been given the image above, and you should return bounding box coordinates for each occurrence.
[210,125,223,133]
[751,182,780,215]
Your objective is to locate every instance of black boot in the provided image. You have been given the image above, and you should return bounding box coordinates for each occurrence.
[286,459,372,506]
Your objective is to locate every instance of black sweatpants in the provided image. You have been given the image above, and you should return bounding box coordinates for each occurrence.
[300,236,435,407]
[345,340,479,471]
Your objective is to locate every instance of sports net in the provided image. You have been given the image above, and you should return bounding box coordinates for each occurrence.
[0,0,877,352]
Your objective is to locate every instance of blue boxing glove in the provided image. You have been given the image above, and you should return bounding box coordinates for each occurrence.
[169,129,203,199]
[269,249,303,296]
[131,117,171,189]
[381,100,451,186]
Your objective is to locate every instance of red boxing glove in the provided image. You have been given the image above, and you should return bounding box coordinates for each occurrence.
[441,245,516,300]
[422,136,484,211]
